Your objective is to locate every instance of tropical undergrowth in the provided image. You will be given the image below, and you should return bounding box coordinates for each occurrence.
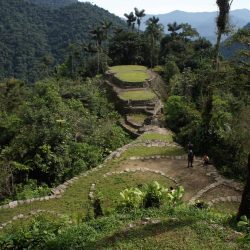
[0,77,130,203]
[0,203,249,249]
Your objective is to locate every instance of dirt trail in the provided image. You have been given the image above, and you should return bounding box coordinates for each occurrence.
[115,148,243,204]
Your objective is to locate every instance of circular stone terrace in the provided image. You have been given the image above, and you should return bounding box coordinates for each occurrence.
[109,65,150,83]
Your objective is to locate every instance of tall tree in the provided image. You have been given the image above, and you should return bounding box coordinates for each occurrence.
[235,107,250,219]
[134,7,146,32]
[90,26,105,73]
[215,0,233,71]
[124,12,137,31]
[167,22,182,39]
[145,16,164,67]
[101,20,113,67]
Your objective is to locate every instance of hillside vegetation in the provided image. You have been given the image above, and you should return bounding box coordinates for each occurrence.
[0,0,126,82]
[0,1,250,249]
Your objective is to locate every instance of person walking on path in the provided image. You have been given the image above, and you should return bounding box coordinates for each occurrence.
[187,149,194,168]
[187,142,194,168]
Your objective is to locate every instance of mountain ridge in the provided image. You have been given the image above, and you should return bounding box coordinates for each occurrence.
[141,9,250,43]
[28,0,78,8]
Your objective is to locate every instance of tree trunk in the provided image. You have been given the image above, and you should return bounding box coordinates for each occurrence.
[214,31,222,71]
[237,154,250,220]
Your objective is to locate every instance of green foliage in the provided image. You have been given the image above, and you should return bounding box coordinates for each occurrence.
[118,182,184,210]
[119,187,144,209]
[164,96,201,133]
[237,216,250,243]
[1,204,248,249]
[31,0,78,8]
[15,179,51,200]
[0,0,126,82]
[0,215,70,249]
[143,181,168,208]
[238,215,250,229]
[164,60,180,82]
[0,77,129,200]
[167,186,185,206]
[108,31,151,66]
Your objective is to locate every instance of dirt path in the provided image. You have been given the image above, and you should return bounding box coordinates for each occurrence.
[115,153,243,203]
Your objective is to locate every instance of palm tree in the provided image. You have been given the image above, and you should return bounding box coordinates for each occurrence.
[145,16,164,67]
[134,7,146,32]
[124,12,137,31]
[90,26,104,73]
[214,0,233,71]
[101,20,112,40]
[101,20,112,67]
[167,22,182,38]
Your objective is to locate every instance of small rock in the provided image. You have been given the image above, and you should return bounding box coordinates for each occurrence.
[9,201,18,208]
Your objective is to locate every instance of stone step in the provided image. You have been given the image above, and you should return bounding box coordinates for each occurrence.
[120,119,140,138]
[125,116,144,129]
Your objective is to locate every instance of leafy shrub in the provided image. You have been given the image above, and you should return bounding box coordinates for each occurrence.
[167,186,185,206]
[237,215,250,243]
[143,181,168,208]
[119,187,144,210]
[0,216,69,249]
[164,96,201,133]
[46,224,98,249]
[15,179,51,200]
[118,182,184,210]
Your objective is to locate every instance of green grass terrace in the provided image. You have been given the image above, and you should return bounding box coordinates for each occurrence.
[137,133,174,143]
[127,114,148,125]
[119,90,157,101]
[109,65,150,83]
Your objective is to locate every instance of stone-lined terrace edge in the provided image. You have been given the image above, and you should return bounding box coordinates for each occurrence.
[0,137,181,211]
[0,210,68,231]
[207,196,241,207]
[0,141,135,211]
[88,167,179,204]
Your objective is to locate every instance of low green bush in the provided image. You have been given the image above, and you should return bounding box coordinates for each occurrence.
[15,179,51,201]
[143,181,168,208]
[118,182,184,210]
[0,215,70,249]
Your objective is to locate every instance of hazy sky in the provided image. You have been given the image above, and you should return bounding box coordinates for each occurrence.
[80,0,250,17]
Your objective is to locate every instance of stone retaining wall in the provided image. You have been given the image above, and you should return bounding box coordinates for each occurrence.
[1,138,169,211]
[189,170,243,205]
[106,72,151,89]
[0,210,67,231]
[0,141,135,211]
[87,167,180,204]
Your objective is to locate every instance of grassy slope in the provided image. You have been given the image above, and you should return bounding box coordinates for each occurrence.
[97,172,176,212]
[127,114,148,124]
[0,142,183,224]
[3,206,248,249]
[0,131,248,249]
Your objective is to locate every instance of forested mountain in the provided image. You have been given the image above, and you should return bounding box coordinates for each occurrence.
[142,9,250,43]
[30,0,78,8]
[0,0,126,82]
[221,23,250,58]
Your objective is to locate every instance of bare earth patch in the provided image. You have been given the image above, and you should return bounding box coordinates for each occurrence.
[116,158,216,201]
